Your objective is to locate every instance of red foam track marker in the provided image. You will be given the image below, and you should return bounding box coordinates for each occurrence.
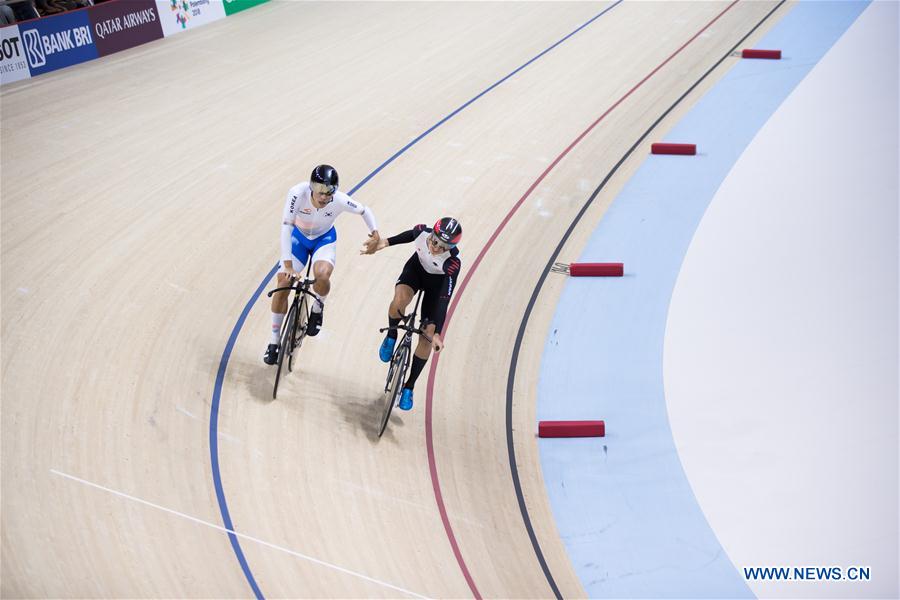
[651,142,696,155]
[569,262,623,277]
[539,420,606,438]
[742,49,781,59]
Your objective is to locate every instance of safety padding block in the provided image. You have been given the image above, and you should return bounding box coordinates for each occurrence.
[539,420,606,438]
[569,262,623,277]
[742,49,782,59]
[651,142,697,155]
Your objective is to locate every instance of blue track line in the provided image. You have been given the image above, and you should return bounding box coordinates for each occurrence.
[208,3,623,597]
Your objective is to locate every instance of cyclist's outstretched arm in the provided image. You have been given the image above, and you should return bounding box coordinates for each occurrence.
[361,224,427,254]
[336,193,380,243]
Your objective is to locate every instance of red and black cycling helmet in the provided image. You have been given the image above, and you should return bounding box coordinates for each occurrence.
[432,217,462,246]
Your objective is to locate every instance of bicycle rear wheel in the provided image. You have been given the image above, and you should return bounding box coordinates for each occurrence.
[288,293,309,372]
[378,344,409,437]
[273,303,297,399]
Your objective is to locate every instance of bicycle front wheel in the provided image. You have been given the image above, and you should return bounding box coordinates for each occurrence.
[378,344,409,437]
[288,294,309,372]
[273,302,297,399]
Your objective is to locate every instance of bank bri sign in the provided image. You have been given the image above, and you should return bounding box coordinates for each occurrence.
[1,0,270,85]
[19,10,97,77]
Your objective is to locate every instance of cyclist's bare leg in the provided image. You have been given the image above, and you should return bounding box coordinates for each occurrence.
[390,284,415,319]
[271,272,293,314]
[414,323,437,360]
[312,260,333,299]
[402,322,437,393]
[266,270,295,357]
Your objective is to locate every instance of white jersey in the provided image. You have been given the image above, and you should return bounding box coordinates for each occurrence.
[280,182,377,264]
[413,228,455,275]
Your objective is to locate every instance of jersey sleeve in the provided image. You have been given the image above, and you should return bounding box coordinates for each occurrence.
[442,254,461,278]
[432,254,462,334]
[281,187,300,265]
[387,224,427,246]
[336,192,377,233]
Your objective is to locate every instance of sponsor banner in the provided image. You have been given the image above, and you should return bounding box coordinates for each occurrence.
[89,0,163,57]
[223,0,269,17]
[1,25,31,85]
[156,0,226,37]
[19,10,98,77]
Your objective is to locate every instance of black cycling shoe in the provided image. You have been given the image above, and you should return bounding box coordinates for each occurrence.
[263,343,279,365]
[306,307,323,337]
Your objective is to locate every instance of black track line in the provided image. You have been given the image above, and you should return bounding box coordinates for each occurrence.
[504,2,787,597]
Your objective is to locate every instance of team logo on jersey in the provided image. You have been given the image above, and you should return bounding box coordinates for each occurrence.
[347,201,358,209]
[324,211,334,217]
[299,208,312,215]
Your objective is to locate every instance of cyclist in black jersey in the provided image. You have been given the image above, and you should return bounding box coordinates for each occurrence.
[362,218,462,410]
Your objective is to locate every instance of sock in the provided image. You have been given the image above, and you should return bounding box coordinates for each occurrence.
[312,294,325,313]
[387,316,400,340]
[404,355,427,390]
[271,313,285,344]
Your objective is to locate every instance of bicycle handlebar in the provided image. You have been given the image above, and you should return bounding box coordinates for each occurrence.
[378,323,433,344]
[266,278,317,298]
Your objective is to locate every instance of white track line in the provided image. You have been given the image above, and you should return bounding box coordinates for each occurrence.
[175,405,198,419]
[50,469,431,599]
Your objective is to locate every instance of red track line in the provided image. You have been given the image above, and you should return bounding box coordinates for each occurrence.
[423,2,739,597]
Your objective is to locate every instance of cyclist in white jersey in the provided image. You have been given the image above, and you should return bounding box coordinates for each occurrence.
[362,217,462,410]
[264,165,379,364]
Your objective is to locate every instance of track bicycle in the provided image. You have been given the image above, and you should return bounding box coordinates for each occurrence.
[377,290,431,437]
[266,261,316,399]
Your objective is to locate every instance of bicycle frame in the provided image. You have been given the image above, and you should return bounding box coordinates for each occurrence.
[376,290,432,436]
[266,261,316,399]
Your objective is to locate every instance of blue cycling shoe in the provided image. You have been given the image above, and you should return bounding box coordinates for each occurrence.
[379,336,396,362]
[398,388,414,411]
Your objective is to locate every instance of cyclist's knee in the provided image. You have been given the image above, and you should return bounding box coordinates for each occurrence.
[313,261,333,280]
[390,299,409,318]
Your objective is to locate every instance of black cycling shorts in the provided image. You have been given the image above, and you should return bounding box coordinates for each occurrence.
[395,255,449,329]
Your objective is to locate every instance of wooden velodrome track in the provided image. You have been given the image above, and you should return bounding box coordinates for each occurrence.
[1,2,789,598]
